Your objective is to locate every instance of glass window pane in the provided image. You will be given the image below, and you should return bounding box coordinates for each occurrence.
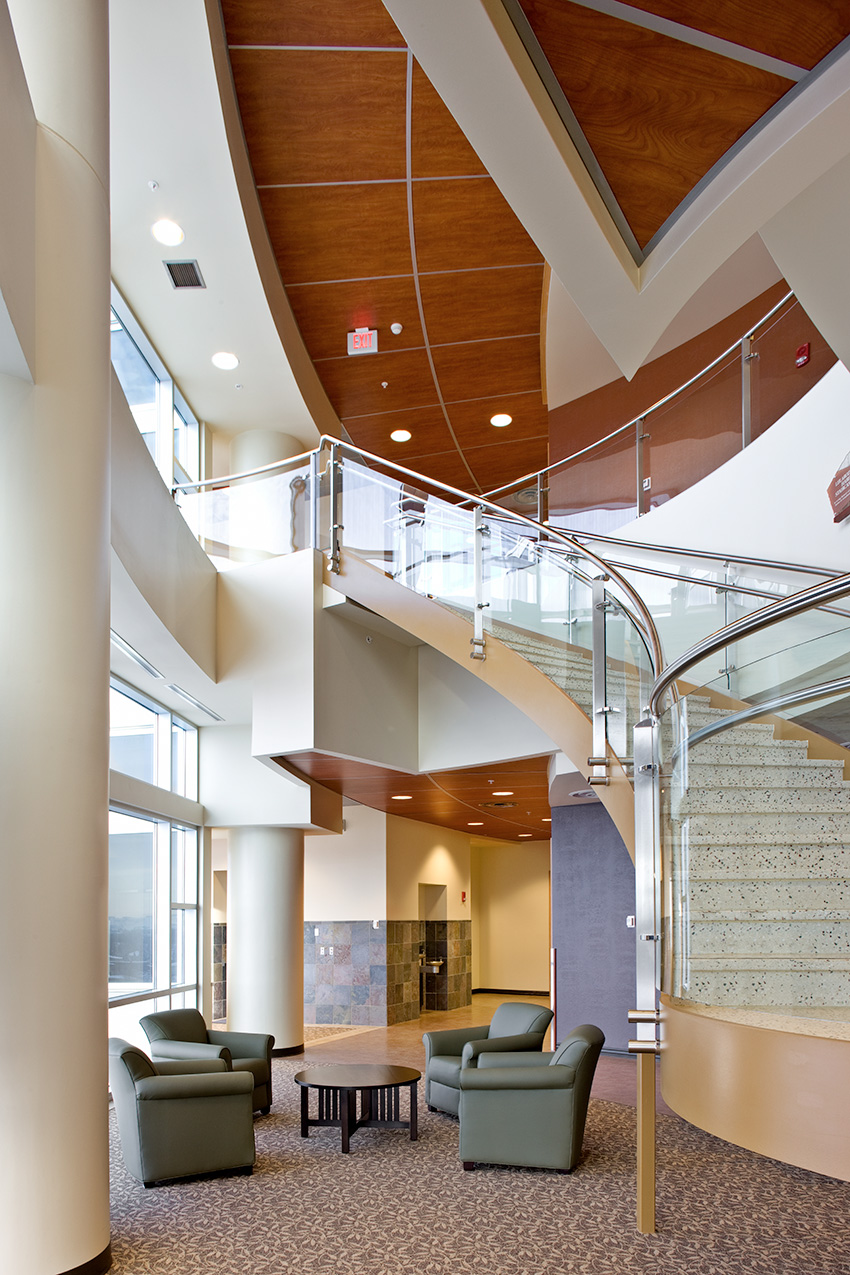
[171,719,198,800]
[108,811,155,995]
[170,910,198,990]
[109,686,158,784]
[110,310,159,459]
[171,826,198,904]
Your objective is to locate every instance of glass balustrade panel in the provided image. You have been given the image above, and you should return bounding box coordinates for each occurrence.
[659,617,850,1026]
[547,430,637,536]
[176,463,312,565]
[750,298,838,442]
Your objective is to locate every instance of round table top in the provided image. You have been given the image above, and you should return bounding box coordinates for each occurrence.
[294,1064,421,1089]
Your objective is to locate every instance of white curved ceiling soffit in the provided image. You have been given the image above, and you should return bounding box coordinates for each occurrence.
[108,0,325,446]
[382,0,850,381]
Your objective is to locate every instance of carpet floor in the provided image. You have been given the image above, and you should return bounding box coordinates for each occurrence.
[108,1056,850,1275]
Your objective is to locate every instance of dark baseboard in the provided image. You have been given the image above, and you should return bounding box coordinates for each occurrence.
[60,1242,112,1275]
[472,988,549,998]
[272,1043,304,1057]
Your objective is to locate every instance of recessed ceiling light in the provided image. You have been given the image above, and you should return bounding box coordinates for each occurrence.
[519,833,533,838]
[390,429,411,442]
[490,413,512,428]
[492,790,514,796]
[151,218,184,246]
[468,821,484,826]
[212,352,239,371]
[392,794,413,801]
[542,818,551,822]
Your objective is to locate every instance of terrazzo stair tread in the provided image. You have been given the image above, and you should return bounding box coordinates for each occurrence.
[682,812,850,843]
[674,786,850,814]
[684,844,850,877]
[685,740,815,763]
[684,760,847,785]
[688,920,850,954]
[686,879,850,913]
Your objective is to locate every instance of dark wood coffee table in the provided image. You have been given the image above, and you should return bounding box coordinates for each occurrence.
[294,1064,420,1154]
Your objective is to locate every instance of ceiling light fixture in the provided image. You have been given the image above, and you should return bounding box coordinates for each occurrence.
[468,821,484,826]
[519,833,533,838]
[166,684,224,722]
[392,794,413,801]
[212,351,239,371]
[492,790,514,796]
[151,218,185,246]
[490,413,512,428]
[390,429,411,442]
[109,630,164,680]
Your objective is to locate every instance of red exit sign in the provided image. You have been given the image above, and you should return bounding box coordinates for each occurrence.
[347,327,378,355]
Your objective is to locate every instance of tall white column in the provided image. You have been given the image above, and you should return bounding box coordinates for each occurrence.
[227,827,305,1052]
[0,2,111,1273]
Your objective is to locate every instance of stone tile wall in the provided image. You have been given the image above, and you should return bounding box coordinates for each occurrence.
[212,922,226,1022]
[304,921,389,1026]
[387,920,425,1026]
[423,919,472,1011]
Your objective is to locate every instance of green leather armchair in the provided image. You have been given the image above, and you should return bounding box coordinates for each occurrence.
[458,1023,605,1172]
[422,1002,554,1116]
[140,1008,274,1112]
[108,1038,255,1187]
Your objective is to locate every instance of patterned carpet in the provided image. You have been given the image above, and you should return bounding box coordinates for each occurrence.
[108,1056,850,1275]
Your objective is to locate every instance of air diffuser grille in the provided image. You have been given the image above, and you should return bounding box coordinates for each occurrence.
[164,259,206,289]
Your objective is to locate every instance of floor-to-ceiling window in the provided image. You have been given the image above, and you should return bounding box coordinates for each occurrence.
[108,680,200,1045]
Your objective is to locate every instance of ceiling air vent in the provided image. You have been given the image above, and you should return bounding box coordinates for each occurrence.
[164,259,206,289]
[480,800,517,809]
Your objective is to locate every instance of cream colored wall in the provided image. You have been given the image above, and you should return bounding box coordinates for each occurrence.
[386,813,471,921]
[471,839,550,992]
[305,804,388,920]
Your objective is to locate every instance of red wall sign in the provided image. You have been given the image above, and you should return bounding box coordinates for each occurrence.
[828,450,850,523]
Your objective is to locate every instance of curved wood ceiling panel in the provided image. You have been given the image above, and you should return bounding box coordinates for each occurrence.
[222,0,405,49]
[286,278,425,361]
[431,336,542,403]
[623,0,849,70]
[412,179,544,273]
[517,0,794,247]
[258,183,413,283]
[410,62,489,178]
[229,49,408,186]
[280,752,554,841]
[418,266,545,346]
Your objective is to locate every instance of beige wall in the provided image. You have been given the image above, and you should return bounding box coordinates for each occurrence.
[305,804,387,920]
[386,813,471,921]
[471,839,550,992]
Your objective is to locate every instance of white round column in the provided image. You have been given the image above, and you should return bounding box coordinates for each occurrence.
[0,2,111,1273]
[227,827,305,1052]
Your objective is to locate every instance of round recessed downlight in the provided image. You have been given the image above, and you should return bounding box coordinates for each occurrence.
[468,821,484,826]
[490,413,512,428]
[391,429,412,442]
[492,790,514,796]
[392,794,413,801]
[151,218,185,246]
[212,352,239,371]
[519,833,533,838]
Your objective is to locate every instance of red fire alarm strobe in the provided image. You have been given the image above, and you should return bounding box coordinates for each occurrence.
[795,342,810,368]
[347,327,378,355]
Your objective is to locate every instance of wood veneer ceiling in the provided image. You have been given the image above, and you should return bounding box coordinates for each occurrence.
[220,0,548,496]
[219,0,850,489]
[277,752,555,842]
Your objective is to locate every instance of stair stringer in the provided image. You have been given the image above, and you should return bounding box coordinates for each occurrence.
[332,552,636,857]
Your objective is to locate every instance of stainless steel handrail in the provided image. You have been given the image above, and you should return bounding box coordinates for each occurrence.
[676,675,850,758]
[648,572,850,718]
[480,290,795,502]
[546,530,842,581]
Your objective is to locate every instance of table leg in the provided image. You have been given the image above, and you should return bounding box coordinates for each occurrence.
[340,1087,356,1154]
[300,1086,309,1138]
[410,1079,418,1141]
